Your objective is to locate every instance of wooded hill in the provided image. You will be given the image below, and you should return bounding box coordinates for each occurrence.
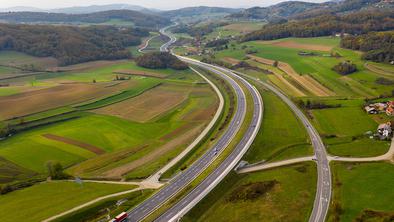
[341,31,394,63]
[241,10,394,42]
[0,10,171,28]
[0,24,149,65]
[228,0,392,22]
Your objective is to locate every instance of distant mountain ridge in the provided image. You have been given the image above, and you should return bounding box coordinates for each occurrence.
[0,4,155,14]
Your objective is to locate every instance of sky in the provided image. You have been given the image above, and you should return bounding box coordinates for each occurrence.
[0,0,328,10]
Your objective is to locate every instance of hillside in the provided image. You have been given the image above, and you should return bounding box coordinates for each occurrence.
[228,0,392,21]
[161,6,241,20]
[0,23,149,65]
[228,1,322,21]
[0,10,170,28]
[241,10,394,41]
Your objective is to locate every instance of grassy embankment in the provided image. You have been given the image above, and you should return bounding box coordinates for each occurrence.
[182,162,317,221]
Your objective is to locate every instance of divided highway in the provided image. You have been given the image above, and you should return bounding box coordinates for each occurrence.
[161,23,331,222]
[126,25,263,222]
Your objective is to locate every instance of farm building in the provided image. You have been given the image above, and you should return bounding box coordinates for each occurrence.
[364,101,394,115]
[377,122,393,140]
[365,106,378,114]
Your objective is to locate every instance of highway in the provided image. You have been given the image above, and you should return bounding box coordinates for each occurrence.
[231,70,332,222]
[126,25,263,222]
[160,23,331,221]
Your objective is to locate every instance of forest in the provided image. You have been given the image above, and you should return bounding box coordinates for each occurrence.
[0,10,171,28]
[136,52,188,70]
[241,10,394,42]
[341,31,394,63]
[0,24,149,65]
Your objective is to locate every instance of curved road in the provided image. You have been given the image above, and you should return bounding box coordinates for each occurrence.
[161,23,331,221]
[126,25,262,222]
[231,70,331,222]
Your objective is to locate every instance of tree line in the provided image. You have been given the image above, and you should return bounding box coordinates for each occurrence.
[341,31,394,63]
[241,10,394,42]
[0,23,150,65]
[136,52,188,70]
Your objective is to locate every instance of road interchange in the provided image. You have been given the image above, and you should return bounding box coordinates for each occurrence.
[127,24,331,222]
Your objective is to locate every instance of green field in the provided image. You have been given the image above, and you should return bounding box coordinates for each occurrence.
[309,98,391,157]
[0,58,218,181]
[244,86,312,163]
[328,162,394,222]
[183,162,316,222]
[0,181,136,222]
[212,37,393,97]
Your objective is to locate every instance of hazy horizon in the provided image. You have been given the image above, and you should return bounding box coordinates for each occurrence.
[0,0,329,10]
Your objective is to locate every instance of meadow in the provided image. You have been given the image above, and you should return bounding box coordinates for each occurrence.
[310,98,391,157]
[244,85,313,163]
[0,181,136,222]
[328,162,394,222]
[182,162,316,222]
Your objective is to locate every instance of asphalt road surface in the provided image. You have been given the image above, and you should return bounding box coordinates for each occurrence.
[231,70,332,222]
[126,25,262,222]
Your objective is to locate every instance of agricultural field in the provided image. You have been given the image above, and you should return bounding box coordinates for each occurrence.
[0,181,136,222]
[328,162,394,222]
[204,21,265,41]
[203,35,393,157]
[182,162,317,222]
[0,54,219,183]
[212,36,393,97]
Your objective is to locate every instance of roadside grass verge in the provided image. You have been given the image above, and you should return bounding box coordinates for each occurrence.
[143,68,254,222]
[243,81,312,163]
[328,162,394,222]
[54,189,155,222]
[182,162,317,222]
[0,181,136,222]
[160,66,235,179]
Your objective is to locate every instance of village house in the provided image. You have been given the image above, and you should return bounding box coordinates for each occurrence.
[377,122,393,140]
[364,101,394,116]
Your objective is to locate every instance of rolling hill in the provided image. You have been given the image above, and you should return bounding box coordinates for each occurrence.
[228,0,392,21]
[0,10,170,28]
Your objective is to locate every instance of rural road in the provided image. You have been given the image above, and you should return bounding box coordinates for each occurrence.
[237,156,315,173]
[138,34,159,53]
[232,70,332,222]
[126,24,263,222]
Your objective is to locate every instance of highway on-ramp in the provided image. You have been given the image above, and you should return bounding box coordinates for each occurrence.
[126,25,263,222]
[231,70,332,222]
[160,23,331,222]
